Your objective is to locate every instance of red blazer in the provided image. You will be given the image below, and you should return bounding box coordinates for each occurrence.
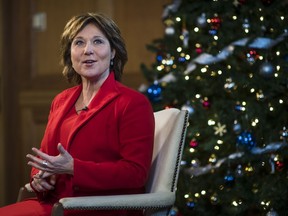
[31,72,155,202]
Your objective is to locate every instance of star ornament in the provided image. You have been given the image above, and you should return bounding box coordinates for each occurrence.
[213,122,227,136]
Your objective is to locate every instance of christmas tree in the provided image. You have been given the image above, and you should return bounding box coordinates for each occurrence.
[141,0,288,215]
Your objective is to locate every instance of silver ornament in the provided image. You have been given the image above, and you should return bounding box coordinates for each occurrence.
[181,103,195,114]
[165,26,175,35]
[233,121,242,134]
[266,209,279,216]
[197,13,207,28]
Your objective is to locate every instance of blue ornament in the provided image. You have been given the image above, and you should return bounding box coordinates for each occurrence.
[209,29,217,35]
[235,104,245,112]
[147,81,162,102]
[224,172,235,187]
[169,207,178,216]
[259,61,275,77]
[178,56,186,63]
[236,131,256,150]
[156,55,163,62]
[186,201,196,209]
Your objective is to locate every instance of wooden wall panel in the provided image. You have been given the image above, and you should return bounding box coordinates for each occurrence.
[31,0,169,88]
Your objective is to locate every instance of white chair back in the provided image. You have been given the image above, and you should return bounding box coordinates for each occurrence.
[146,108,189,194]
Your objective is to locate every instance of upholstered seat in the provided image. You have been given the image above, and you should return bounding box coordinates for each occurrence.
[18,108,189,216]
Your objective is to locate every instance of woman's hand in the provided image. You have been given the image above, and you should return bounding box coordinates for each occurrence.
[27,143,74,175]
[31,172,56,192]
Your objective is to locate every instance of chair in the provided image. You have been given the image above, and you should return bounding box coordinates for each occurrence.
[18,108,189,216]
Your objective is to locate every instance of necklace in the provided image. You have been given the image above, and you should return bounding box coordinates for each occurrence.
[76,106,88,112]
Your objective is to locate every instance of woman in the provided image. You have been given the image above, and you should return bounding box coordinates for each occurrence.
[0,12,155,216]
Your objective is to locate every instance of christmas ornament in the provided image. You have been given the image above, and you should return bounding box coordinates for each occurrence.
[169,207,179,216]
[181,102,195,114]
[242,18,250,33]
[235,102,245,112]
[236,131,256,150]
[191,158,200,167]
[210,16,221,29]
[224,77,236,92]
[272,154,285,171]
[164,18,175,35]
[213,122,227,137]
[235,164,244,177]
[281,127,288,137]
[208,15,221,35]
[197,13,207,28]
[224,171,235,187]
[146,81,162,102]
[186,200,196,209]
[202,98,211,108]
[233,120,242,134]
[182,27,189,48]
[189,139,198,148]
[208,154,217,164]
[259,61,275,77]
[256,90,265,101]
[156,53,164,62]
[266,208,279,216]
[210,193,219,205]
[244,163,254,174]
[246,49,259,64]
[195,46,203,54]
[280,126,288,143]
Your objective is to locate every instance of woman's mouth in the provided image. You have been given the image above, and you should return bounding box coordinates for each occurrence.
[83,60,96,64]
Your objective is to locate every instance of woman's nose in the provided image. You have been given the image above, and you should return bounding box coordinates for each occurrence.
[84,43,94,55]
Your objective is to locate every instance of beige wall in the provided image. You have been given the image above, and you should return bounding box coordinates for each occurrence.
[0,0,171,206]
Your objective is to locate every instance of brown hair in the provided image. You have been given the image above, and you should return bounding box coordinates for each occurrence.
[60,12,128,84]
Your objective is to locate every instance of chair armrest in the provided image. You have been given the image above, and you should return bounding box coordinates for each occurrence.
[58,191,175,211]
[17,183,36,202]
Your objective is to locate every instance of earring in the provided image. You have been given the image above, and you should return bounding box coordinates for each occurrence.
[110,59,114,67]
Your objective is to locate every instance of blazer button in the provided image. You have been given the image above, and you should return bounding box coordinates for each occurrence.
[73,186,79,191]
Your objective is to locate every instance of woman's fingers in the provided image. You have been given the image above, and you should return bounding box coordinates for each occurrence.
[31,147,50,160]
[27,145,73,174]
[32,177,54,192]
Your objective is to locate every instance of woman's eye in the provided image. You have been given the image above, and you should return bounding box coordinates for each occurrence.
[94,39,103,44]
[74,40,84,46]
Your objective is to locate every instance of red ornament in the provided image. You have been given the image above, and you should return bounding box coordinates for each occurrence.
[210,16,221,30]
[195,47,203,54]
[189,139,198,148]
[202,100,211,108]
[276,160,284,171]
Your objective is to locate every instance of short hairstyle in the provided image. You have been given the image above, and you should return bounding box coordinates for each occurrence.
[60,12,128,84]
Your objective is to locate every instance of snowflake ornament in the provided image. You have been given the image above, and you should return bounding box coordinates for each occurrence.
[213,122,227,136]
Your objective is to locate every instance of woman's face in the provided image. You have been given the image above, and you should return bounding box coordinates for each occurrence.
[71,23,115,83]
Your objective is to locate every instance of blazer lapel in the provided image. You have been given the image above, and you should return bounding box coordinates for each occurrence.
[66,73,120,149]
